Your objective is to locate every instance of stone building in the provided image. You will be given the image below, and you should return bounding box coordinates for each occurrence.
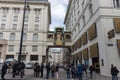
[48,48,63,64]
[64,0,120,77]
[0,0,51,63]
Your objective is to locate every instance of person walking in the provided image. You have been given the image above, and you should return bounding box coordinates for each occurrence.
[76,63,83,80]
[51,64,55,78]
[35,63,40,77]
[66,64,70,80]
[19,61,25,78]
[46,62,51,79]
[1,62,8,80]
[40,62,44,78]
[55,63,59,79]
[111,64,119,80]
[89,65,95,79]
[12,61,18,78]
[71,64,76,79]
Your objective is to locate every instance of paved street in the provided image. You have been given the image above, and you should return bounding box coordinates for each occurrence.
[0,67,120,80]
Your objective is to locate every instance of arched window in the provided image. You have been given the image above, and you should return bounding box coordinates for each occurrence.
[0,33,3,40]
[23,33,27,41]
[33,33,38,41]
[10,33,15,41]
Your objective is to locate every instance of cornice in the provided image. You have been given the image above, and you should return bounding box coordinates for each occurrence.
[0,0,50,5]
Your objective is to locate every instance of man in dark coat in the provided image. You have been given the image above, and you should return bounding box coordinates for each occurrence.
[40,62,44,77]
[19,61,25,78]
[46,62,51,79]
[12,61,18,78]
[111,64,119,80]
[1,62,8,80]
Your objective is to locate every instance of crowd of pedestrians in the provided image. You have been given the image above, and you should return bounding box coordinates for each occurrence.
[1,61,25,80]
[0,60,120,80]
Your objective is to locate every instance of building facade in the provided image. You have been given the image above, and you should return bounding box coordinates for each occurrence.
[64,0,120,77]
[48,48,63,64]
[0,0,51,63]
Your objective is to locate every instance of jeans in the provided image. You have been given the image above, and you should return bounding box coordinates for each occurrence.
[67,73,70,79]
[112,75,118,80]
[78,73,82,80]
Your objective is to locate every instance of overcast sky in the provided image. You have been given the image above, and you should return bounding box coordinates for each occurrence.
[48,0,69,31]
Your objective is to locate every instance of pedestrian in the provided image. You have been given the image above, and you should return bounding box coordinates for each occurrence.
[12,61,18,78]
[76,63,83,80]
[55,63,59,79]
[35,63,40,77]
[66,64,70,80]
[1,62,8,80]
[19,61,25,78]
[51,63,55,78]
[111,64,119,80]
[89,65,95,79]
[46,62,51,79]
[40,62,44,78]
[71,64,76,79]
[33,62,38,77]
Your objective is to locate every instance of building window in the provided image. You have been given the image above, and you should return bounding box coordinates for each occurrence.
[1,7,9,13]
[34,25,39,30]
[25,9,30,14]
[8,45,14,51]
[82,15,85,25]
[33,33,38,41]
[113,0,120,7]
[1,24,5,30]
[23,33,27,41]
[25,15,29,22]
[89,3,93,17]
[2,15,7,21]
[13,8,20,13]
[22,45,26,51]
[35,15,39,22]
[24,24,28,30]
[10,33,15,41]
[32,46,38,52]
[13,15,18,22]
[34,9,41,14]
[12,24,17,30]
[30,55,38,61]
[0,33,3,40]
[82,0,85,7]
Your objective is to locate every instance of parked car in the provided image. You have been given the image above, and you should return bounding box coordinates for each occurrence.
[25,62,34,69]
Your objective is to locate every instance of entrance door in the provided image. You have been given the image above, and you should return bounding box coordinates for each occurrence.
[92,57,100,73]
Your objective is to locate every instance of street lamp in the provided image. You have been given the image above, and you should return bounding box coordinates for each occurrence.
[18,0,29,63]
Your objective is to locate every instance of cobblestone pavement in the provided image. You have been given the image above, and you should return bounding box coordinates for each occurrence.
[0,68,120,80]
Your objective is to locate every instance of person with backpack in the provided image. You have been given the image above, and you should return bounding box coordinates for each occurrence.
[51,63,55,78]
[66,64,70,80]
[111,64,119,80]
[40,62,44,78]
[71,64,76,79]
[1,62,8,80]
[89,65,95,79]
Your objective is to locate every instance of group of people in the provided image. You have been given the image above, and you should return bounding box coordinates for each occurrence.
[65,63,93,80]
[1,61,25,80]
[33,62,60,79]
[1,61,120,80]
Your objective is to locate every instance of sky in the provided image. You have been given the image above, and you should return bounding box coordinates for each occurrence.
[48,0,69,31]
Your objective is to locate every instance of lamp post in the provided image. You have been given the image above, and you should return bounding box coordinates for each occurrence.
[18,0,29,63]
